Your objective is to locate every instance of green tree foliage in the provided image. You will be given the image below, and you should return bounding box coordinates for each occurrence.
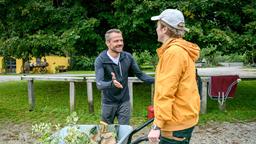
[0,0,103,60]
[110,0,256,64]
[0,0,255,66]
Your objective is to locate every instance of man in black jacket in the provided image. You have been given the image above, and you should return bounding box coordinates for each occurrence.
[95,29,154,125]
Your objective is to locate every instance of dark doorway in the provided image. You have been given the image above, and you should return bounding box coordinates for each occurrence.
[5,58,16,73]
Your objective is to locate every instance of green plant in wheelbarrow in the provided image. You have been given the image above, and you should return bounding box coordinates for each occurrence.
[32,122,62,143]
[32,112,119,144]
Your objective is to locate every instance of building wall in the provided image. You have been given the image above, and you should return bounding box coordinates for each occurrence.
[0,57,3,73]
[43,56,69,73]
[1,56,69,74]
[16,59,23,74]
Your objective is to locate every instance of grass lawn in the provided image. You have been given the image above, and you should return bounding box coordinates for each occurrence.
[0,80,256,127]
[200,80,256,124]
[0,81,152,126]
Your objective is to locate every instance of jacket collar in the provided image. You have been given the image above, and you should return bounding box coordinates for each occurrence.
[100,50,126,64]
[157,38,174,57]
[156,38,181,57]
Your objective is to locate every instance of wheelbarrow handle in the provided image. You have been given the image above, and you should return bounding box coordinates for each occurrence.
[130,136,148,144]
[127,118,154,144]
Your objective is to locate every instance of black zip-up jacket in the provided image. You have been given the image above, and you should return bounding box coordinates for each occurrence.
[95,50,154,104]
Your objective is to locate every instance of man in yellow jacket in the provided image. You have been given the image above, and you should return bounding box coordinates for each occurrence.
[148,9,200,144]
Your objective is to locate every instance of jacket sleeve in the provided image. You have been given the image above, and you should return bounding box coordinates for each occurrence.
[154,48,186,128]
[94,57,113,90]
[129,55,154,84]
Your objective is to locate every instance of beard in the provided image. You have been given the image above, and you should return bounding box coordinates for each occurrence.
[110,45,123,53]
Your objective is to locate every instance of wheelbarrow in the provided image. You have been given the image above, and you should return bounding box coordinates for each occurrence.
[55,118,153,144]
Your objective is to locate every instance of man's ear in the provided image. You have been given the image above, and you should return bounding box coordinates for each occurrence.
[105,41,109,47]
[162,26,168,34]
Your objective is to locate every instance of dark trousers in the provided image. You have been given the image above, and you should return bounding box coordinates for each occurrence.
[101,101,131,125]
[160,126,195,144]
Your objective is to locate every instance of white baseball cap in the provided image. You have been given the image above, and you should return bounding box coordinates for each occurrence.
[151,9,189,32]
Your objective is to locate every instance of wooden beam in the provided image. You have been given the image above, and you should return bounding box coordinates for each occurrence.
[28,80,35,111]
[69,81,75,112]
[128,81,133,114]
[200,77,208,114]
[86,80,94,113]
[21,76,86,82]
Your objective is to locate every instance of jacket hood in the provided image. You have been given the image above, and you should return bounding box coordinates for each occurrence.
[164,38,200,62]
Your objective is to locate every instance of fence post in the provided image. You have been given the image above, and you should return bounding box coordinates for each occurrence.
[200,77,208,114]
[128,81,133,114]
[87,80,94,113]
[69,81,75,112]
[28,80,35,111]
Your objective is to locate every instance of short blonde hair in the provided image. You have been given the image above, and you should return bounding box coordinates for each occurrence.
[159,20,185,38]
[105,29,122,41]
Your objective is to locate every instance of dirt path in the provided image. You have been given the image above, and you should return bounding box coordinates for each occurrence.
[190,121,256,144]
[0,121,256,144]
[0,122,33,144]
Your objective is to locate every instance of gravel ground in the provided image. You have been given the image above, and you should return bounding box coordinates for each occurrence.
[0,122,34,144]
[190,121,256,144]
[0,121,256,144]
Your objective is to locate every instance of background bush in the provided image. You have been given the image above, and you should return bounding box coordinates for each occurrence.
[70,56,96,71]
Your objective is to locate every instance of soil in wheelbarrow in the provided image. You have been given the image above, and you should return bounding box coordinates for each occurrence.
[1,121,256,144]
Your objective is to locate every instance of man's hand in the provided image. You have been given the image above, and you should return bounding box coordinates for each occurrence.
[111,72,123,88]
[148,129,160,144]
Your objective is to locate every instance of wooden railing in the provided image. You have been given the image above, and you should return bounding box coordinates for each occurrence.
[21,74,256,114]
[21,75,153,113]
[21,75,86,112]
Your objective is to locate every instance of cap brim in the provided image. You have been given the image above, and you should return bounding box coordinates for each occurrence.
[151,16,160,21]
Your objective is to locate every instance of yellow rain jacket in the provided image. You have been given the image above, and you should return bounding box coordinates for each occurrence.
[153,38,200,131]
